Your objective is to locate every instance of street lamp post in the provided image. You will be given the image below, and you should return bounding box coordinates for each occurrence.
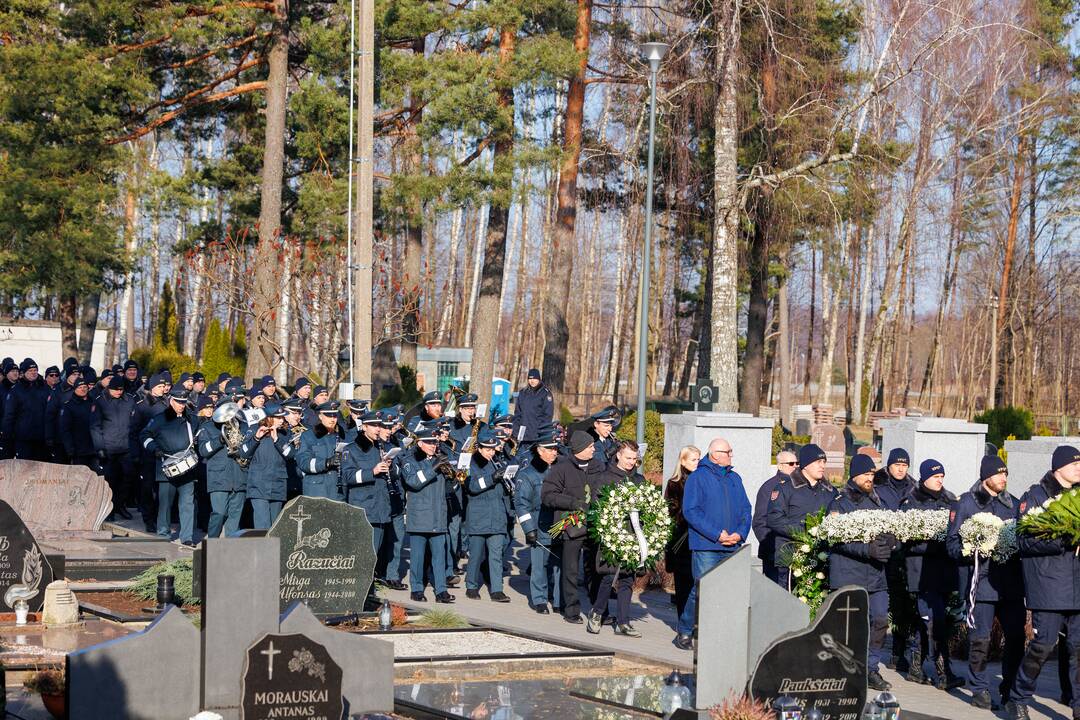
[636,41,668,447]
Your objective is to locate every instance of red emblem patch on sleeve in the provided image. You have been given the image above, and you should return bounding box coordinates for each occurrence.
[770,490,779,500]
[950,510,956,522]
[1020,501,1027,513]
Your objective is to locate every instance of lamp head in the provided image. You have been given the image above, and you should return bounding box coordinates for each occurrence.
[641,41,669,72]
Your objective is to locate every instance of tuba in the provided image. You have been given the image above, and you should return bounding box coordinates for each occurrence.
[213,402,250,468]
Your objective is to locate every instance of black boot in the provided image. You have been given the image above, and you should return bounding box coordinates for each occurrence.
[935,657,965,690]
[970,690,995,710]
[906,647,929,684]
[868,671,891,691]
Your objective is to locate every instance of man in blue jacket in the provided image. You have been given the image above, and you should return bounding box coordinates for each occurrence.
[1010,445,1080,720]
[673,437,751,650]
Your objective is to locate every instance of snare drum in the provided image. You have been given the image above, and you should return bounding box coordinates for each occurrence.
[162,448,199,478]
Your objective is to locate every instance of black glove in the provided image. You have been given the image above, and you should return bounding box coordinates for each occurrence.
[525,530,538,546]
[869,537,892,562]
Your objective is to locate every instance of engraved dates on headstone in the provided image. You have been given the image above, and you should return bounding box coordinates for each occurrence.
[0,499,55,612]
[267,496,375,615]
[748,587,869,720]
[242,633,343,720]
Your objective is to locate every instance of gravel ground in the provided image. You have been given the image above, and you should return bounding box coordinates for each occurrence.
[368,630,575,658]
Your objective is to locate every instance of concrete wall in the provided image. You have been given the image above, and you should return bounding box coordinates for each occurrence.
[1005,436,1080,498]
[0,322,110,370]
[660,412,774,553]
[880,417,987,497]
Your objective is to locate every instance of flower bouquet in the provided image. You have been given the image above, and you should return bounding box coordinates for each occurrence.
[1018,488,1080,545]
[958,512,1017,562]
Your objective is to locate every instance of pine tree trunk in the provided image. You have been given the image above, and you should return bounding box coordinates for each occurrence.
[58,295,79,360]
[777,248,792,427]
[77,294,101,364]
[246,0,289,379]
[399,38,426,373]
[469,27,517,402]
[740,202,769,415]
[541,0,591,405]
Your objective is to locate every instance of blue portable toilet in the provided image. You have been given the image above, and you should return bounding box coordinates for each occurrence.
[489,377,511,419]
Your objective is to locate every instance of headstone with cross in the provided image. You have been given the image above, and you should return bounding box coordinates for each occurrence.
[689,378,719,411]
[748,587,870,720]
[693,545,811,709]
[66,536,393,720]
[242,633,343,720]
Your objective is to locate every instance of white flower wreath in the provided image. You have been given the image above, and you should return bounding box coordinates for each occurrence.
[587,481,673,571]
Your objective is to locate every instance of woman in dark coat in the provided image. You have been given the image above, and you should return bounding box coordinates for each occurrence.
[664,445,700,620]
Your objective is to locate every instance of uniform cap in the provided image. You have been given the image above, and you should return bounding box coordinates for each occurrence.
[534,431,559,449]
[591,408,618,423]
[413,421,439,442]
[282,397,305,412]
[423,390,443,405]
[265,402,286,418]
[457,393,478,407]
[476,426,499,448]
[169,387,190,401]
[316,400,340,415]
[346,399,369,413]
[360,410,381,425]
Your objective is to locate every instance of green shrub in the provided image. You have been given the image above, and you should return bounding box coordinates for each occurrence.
[127,558,198,606]
[615,410,664,474]
[129,345,198,381]
[973,406,1033,448]
[559,404,574,427]
[415,609,469,628]
[200,319,246,380]
[373,365,422,410]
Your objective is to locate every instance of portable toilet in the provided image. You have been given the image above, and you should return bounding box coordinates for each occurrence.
[490,377,511,419]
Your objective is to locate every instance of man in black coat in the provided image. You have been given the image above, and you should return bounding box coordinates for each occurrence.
[900,459,962,689]
[753,450,796,584]
[511,369,553,450]
[1011,446,1080,720]
[0,358,18,458]
[59,376,98,471]
[130,374,169,532]
[45,365,80,463]
[2,358,50,461]
[945,456,1025,711]
[541,430,604,624]
[92,375,136,519]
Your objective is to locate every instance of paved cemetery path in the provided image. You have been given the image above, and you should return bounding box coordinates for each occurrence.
[381,536,1074,720]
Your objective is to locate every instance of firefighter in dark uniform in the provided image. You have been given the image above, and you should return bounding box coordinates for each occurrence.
[876,447,915,671]
[3,358,50,461]
[131,373,169,532]
[514,432,561,613]
[1011,446,1080,720]
[464,426,511,603]
[46,365,79,463]
[297,400,345,499]
[341,411,393,571]
[245,402,290,529]
[945,455,1025,711]
[587,408,619,463]
[380,409,408,590]
[91,374,136,519]
[511,368,553,453]
[402,420,455,603]
[281,397,307,499]
[198,397,249,538]
[827,453,900,692]
[766,444,839,591]
[900,459,963,689]
[0,358,18,459]
[140,387,200,545]
[59,374,97,471]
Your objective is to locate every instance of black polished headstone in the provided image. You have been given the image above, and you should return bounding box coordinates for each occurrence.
[242,632,343,720]
[748,587,869,720]
[0,499,54,612]
[267,496,375,615]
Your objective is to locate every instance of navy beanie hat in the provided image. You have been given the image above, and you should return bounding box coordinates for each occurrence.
[886,448,910,467]
[919,458,944,482]
[798,443,827,468]
[1052,445,1080,472]
[849,454,876,479]
[979,455,1008,482]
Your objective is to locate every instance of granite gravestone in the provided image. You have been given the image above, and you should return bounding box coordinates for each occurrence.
[0,499,55,612]
[0,460,112,538]
[811,424,846,479]
[694,545,810,707]
[267,497,376,615]
[241,633,343,720]
[749,587,869,720]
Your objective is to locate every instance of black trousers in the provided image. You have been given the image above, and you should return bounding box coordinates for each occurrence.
[591,573,633,625]
[103,453,136,509]
[14,439,48,462]
[557,536,585,619]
